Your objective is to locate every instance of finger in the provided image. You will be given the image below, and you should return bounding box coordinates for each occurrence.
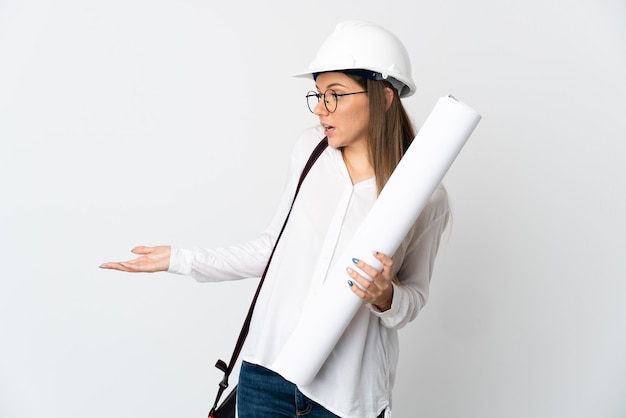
[131,246,153,255]
[372,251,394,270]
[99,261,134,271]
[371,252,394,281]
[117,261,146,272]
[99,262,117,270]
[348,281,367,300]
[99,257,147,272]
[350,257,383,282]
[372,253,394,280]
[347,269,369,299]
[346,267,372,292]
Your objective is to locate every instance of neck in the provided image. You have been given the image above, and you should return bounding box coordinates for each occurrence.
[342,145,374,185]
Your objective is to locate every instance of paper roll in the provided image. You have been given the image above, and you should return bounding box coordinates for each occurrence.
[272,95,481,385]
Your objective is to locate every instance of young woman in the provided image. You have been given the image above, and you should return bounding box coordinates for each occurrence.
[101,21,450,418]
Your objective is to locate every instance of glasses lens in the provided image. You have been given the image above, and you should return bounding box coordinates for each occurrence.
[324,89,338,113]
[306,91,319,113]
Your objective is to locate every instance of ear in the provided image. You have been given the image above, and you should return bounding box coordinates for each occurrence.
[384,87,394,110]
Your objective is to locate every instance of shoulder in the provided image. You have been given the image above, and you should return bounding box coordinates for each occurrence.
[293,125,326,155]
[289,125,327,167]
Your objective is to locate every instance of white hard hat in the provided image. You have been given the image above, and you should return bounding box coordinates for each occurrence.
[294,20,416,97]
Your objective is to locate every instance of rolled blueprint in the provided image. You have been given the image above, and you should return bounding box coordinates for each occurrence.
[272,95,482,386]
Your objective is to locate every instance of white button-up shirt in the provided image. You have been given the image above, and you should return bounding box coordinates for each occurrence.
[168,126,450,418]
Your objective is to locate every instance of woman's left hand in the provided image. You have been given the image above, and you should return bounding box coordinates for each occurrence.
[346,251,395,312]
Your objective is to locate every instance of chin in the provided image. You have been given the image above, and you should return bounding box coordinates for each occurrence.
[326,137,345,150]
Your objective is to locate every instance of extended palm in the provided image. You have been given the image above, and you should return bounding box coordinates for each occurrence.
[100,246,171,273]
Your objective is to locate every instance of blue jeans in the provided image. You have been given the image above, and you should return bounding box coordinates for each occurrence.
[237,362,385,418]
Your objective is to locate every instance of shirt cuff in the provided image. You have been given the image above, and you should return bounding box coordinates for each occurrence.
[167,247,193,275]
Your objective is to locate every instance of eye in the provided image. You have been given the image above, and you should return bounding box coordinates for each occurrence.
[306,92,321,101]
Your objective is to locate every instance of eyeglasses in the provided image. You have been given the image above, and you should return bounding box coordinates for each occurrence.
[305,89,368,113]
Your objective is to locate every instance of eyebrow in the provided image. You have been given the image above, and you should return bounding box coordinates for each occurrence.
[315,82,348,91]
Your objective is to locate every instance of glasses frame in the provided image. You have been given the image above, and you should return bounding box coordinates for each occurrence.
[305,89,368,113]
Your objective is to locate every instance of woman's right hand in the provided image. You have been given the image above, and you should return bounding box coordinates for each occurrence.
[99,246,171,273]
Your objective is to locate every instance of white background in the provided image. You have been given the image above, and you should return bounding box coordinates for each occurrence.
[1,0,625,417]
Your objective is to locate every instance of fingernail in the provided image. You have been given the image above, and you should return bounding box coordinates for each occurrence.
[346,267,354,274]
[352,258,359,264]
[373,250,379,255]
[347,280,353,287]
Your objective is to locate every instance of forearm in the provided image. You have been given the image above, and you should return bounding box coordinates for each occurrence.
[168,233,276,282]
[370,186,450,328]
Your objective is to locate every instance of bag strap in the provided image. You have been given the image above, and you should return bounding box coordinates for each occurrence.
[209,137,328,417]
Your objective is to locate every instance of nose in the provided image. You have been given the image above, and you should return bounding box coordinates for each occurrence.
[313,98,328,116]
